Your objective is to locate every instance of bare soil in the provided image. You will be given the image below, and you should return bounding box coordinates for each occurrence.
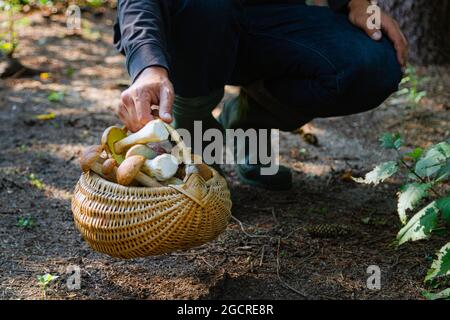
[0,10,449,300]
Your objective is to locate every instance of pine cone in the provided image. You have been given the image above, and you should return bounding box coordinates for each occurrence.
[305,224,353,238]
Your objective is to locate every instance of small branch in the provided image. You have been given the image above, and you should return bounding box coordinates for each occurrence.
[259,245,266,267]
[276,238,308,298]
[231,215,272,239]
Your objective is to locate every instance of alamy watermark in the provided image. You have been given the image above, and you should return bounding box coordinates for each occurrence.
[366,0,381,31]
[366,265,381,290]
[172,121,280,176]
[66,4,81,32]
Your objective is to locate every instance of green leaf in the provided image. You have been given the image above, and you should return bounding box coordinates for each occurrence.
[379,133,402,150]
[435,161,450,182]
[422,288,450,300]
[415,142,450,178]
[397,183,431,225]
[397,202,439,245]
[47,91,64,103]
[405,148,423,161]
[425,242,450,282]
[37,273,59,286]
[352,161,398,185]
[437,196,450,222]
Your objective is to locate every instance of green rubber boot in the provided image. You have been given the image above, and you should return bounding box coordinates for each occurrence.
[218,92,293,190]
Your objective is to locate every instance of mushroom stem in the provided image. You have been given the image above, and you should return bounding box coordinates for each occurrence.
[114,119,169,154]
[141,154,179,181]
[134,172,163,188]
[91,160,117,183]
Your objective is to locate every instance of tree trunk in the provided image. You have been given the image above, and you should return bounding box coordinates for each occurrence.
[379,0,450,65]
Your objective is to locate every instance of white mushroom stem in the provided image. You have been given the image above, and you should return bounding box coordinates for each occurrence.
[141,154,179,181]
[114,119,169,154]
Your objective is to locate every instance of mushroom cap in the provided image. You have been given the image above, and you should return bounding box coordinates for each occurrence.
[126,144,157,160]
[102,158,118,175]
[101,126,127,163]
[80,145,103,172]
[117,155,145,186]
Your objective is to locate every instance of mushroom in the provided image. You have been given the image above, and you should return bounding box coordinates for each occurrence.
[116,155,162,187]
[125,144,158,160]
[160,177,184,186]
[79,145,116,182]
[101,126,127,163]
[182,154,213,181]
[140,154,179,181]
[114,119,169,154]
[102,158,118,176]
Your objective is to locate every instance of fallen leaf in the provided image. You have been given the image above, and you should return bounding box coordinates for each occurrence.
[35,112,56,121]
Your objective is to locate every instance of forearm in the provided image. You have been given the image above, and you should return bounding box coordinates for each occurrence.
[115,0,171,82]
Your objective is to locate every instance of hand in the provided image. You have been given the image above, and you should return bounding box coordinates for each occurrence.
[348,0,408,67]
[118,66,174,132]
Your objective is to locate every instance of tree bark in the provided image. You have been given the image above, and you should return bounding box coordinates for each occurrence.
[379,0,450,65]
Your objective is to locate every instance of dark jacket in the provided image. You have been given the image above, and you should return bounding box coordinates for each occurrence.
[114,0,349,82]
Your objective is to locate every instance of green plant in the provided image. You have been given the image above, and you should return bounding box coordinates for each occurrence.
[47,91,64,102]
[37,273,58,299]
[397,65,428,104]
[0,0,22,57]
[29,173,45,190]
[17,216,35,228]
[354,133,450,299]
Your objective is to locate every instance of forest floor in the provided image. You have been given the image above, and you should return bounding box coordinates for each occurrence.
[0,10,449,300]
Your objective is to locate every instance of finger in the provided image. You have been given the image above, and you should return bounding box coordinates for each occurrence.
[351,10,382,41]
[133,90,153,127]
[363,15,382,41]
[158,82,174,123]
[121,93,141,132]
[382,16,408,66]
[118,102,132,130]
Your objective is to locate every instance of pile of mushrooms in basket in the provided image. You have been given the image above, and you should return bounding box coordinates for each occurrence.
[79,119,213,187]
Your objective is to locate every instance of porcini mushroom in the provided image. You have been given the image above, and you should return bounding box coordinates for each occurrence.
[160,177,184,186]
[102,158,118,176]
[114,119,169,154]
[140,154,179,181]
[125,144,158,160]
[79,145,116,182]
[116,155,162,187]
[101,126,127,163]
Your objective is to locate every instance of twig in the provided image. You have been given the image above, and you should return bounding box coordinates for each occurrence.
[276,238,308,298]
[271,207,279,225]
[231,215,272,239]
[259,245,266,267]
[200,257,215,269]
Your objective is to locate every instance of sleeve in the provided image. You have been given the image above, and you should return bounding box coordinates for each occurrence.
[114,0,171,82]
[328,0,350,12]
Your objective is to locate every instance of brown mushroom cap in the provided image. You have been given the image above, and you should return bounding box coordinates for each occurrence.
[117,155,145,186]
[102,158,118,175]
[80,145,103,173]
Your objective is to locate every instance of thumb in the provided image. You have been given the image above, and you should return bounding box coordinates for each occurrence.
[361,15,382,40]
[159,82,174,123]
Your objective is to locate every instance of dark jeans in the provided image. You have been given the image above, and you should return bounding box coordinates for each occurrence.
[169,1,403,131]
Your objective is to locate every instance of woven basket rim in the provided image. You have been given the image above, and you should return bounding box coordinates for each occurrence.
[84,165,223,194]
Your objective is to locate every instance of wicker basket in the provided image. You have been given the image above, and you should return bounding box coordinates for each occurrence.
[71,123,232,259]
